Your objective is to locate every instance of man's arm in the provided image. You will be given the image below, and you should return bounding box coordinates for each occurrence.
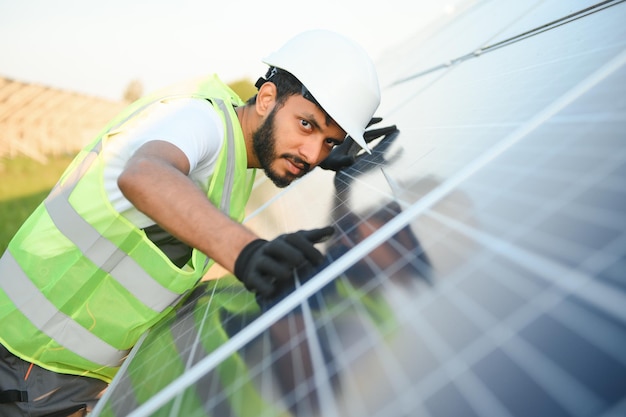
[117,140,257,273]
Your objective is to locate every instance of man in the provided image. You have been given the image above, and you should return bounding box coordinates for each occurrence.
[0,29,381,416]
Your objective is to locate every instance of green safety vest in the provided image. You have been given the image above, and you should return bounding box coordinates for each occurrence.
[0,74,256,382]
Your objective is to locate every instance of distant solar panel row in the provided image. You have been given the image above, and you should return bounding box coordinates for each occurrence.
[94,1,626,416]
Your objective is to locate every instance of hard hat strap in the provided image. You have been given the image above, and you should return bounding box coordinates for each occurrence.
[255,67,280,90]
[255,66,322,110]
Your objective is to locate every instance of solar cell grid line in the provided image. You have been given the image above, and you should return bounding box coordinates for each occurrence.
[460,164,624,241]
[318,295,387,415]
[455,135,626,256]
[255,329,277,407]
[495,279,625,412]
[276,313,319,413]
[167,283,219,417]
[520,317,626,407]
[168,308,210,416]
[307,295,381,417]
[397,306,516,417]
[454,149,626,270]
[324,281,418,414]
[584,233,626,291]
[329,254,513,416]
[289,275,340,417]
[94,332,148,416]
[459,248,626,371]
[427,207,626,327]
[319,285,425,417]
[548,291,626,368]
[367,304,441,417]
[487,199,620,273]
[566,184,626,231]
[540,302,626,399]
[390,249,609,417]
[510,149,626,231]
[445,282,605,416]
[229,272,414,416]
[388,140,623,280]
[420,229,624,412]
[99,280,263,416]
[386,188,620,360]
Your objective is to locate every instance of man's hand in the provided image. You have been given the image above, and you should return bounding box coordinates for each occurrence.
[319,117,398,172]
[234,227,335,297]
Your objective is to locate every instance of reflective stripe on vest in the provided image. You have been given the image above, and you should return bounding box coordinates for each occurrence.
[0,88,247,373]
[0,252,129,367]
[46,183,180,312]
[217,99,236,215]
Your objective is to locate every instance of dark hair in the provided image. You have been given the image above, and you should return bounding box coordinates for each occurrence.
[246,67,302,106]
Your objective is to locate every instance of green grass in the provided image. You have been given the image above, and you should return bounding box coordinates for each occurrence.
[0,155,75,253]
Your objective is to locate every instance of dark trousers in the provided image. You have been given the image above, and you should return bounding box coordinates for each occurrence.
[0,344,107,417]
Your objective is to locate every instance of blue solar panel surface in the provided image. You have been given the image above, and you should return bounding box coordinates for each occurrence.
[93,1,626,416]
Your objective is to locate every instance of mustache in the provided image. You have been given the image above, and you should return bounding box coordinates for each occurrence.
[284,154,311,174]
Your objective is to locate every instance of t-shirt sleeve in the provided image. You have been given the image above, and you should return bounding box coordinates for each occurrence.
[124,97,224,173]
[102,97,225,227]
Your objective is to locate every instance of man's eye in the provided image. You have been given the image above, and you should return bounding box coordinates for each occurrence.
[325,139,342,150]
[301,119,311,129]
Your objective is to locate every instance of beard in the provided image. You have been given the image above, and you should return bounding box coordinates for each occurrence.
[252,106,311,188]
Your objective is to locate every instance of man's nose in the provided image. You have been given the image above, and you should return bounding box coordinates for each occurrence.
[298,138,324,165]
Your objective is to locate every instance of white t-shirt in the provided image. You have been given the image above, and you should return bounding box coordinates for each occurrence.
[101,97,226,228]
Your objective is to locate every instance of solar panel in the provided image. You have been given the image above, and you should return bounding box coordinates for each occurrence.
[92,1,626,416]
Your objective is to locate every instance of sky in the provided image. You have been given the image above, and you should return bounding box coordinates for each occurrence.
[0,0,461,101]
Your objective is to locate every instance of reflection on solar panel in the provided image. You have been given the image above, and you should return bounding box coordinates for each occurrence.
[93,1,626,416]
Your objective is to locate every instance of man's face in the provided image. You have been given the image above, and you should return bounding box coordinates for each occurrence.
[253,94,346,188]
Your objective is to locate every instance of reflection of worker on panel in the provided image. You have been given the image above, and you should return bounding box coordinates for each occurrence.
[261,118,493,415]
[260,118,430,306]
[328,122,433,288]
[258,123,436,416]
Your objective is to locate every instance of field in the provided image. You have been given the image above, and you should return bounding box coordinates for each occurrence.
[0,155,74,252]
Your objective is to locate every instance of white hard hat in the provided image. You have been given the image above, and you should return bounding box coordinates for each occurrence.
[262,29,381,153]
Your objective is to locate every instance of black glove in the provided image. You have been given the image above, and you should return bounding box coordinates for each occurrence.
[234,226,335,297]
[319,117,398,172]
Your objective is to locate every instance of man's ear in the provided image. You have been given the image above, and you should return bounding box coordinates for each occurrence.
[255,82,277,116]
